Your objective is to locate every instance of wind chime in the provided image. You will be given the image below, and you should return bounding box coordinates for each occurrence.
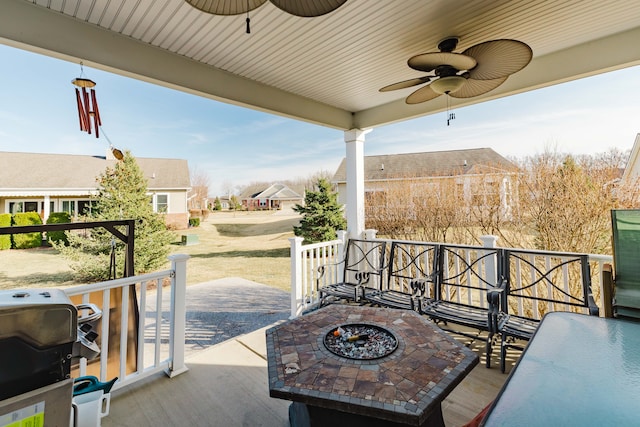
[72,64,102,138]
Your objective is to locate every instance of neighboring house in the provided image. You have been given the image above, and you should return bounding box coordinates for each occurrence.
[217,196,230,210]
[239,183,304,211]
[621,134,640,185]
[0,150,191,229]
[332,147,519,218]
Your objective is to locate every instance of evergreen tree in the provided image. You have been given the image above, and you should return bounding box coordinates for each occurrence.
[293,178,346,244]
[214,197,222,211]
[56,151,174,280]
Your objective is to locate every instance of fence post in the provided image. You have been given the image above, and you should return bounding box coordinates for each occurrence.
[289,237,304,318]
[480,235,499,288]
[167,253,190,378]
[364,229,378,240]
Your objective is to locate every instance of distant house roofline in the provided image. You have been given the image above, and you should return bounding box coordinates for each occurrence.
[331,147,518,183]
[0,150,191,191]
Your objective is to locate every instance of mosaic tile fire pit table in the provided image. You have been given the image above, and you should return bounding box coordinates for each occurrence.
[266,304,479,427]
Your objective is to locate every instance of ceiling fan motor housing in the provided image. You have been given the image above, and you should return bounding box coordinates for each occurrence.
[437,37,459,52]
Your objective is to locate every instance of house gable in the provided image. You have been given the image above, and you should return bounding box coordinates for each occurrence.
[239,183,304,210]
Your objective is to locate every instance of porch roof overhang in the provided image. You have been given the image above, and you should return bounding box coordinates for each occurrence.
[1,0,639,132]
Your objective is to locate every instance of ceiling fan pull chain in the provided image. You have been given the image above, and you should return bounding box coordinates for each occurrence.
[446,95,456,126]
[246,0,251,33]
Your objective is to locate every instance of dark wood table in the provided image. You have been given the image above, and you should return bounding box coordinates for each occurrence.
[481,312,640,426]
[266,305,478,426]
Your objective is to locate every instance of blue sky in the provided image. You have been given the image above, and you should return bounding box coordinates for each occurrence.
[1,43,639,195]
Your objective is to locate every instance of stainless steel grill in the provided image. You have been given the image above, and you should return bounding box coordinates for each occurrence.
[0,289,77,401]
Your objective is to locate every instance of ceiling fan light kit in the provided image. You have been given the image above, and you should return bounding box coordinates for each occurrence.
[380,37,533,104]
[430,75,466,94]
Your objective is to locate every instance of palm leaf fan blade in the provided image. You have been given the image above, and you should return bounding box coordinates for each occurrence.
[184,0,266,15]
[270,0,347,17]
[463,39,532,80]
[379,76,431,92]
[449,76,507,98]
[406,84,440,104]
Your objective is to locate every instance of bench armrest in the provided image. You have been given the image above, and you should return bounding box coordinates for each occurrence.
[487,287,504,304]
[316,259,345,283]
[487,279,507,313]
[410,278,427,297]
[587,293,600,316]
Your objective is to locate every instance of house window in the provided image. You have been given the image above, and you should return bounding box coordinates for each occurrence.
[62,201,76,216]
[77,200,97,216]
[9,202,23,214]
[8,201,38,214]
[150,194,169,213]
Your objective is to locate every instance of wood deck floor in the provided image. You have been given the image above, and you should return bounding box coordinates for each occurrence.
[103,323,514,427]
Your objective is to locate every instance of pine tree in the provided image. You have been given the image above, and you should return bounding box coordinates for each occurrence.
[293,178,346,244]
[214,197,222,211]
[56,151,174,280]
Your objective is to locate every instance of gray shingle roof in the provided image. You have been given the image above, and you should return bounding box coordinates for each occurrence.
[0,151,190,190]
[239,183,303,200]
[331,148,517,182]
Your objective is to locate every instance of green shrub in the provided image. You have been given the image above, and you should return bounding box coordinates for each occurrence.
[189,217,200,227]
[46,212,71,246]
[12,212,43,249]
[0,213,11,250]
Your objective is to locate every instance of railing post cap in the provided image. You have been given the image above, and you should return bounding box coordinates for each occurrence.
[364,229,378,240]
[168,253,190,261]
[480,235,499,247]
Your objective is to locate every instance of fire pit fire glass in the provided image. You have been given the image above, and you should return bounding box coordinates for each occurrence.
[323,323,398,360]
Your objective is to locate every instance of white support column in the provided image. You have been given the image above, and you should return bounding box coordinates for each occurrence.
[289,236,304,319]
[344,128,371,239]
[167,253,190,377]
[43,195,50,222]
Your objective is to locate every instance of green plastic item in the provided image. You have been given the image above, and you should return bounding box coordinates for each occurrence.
[611,209,640,319]
[73,375,118,396]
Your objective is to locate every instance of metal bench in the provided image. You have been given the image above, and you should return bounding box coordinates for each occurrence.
[495,249,599,372]
[365,241,439,312]
[421,244,501,368]
[317,239,387,305]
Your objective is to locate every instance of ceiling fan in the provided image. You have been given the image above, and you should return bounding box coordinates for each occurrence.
[184,0,347,17]
[380,37,533,104]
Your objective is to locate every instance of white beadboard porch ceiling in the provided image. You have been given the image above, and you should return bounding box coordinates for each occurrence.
[1,0,640,130]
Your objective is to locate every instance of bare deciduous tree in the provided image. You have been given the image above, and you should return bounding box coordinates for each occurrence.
[189,166,211,210]
[364,149,639,255]
[516,149,638,254]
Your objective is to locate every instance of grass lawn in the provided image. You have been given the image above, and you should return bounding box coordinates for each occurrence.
[0,210,300,292]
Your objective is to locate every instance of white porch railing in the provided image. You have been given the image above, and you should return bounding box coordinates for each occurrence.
[64,254,189,392]
[289,233,613,319]
[289,231,347,317]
